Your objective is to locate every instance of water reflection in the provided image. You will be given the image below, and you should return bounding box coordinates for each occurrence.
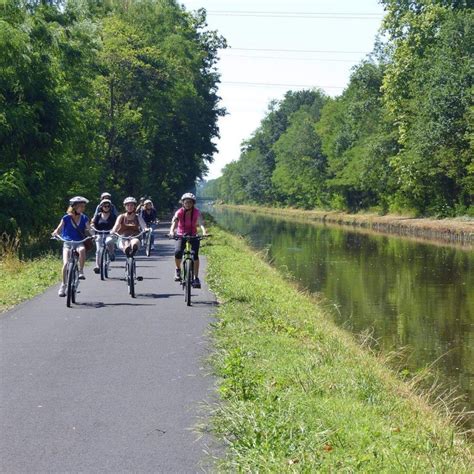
[207,205,474,417]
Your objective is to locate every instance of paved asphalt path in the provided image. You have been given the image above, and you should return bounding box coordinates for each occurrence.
[0,226,219,473]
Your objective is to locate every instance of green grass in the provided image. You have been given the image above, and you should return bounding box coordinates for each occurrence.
[203,227,473,472]
[0,253,61,312]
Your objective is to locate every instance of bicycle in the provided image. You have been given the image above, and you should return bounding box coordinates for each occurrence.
[92,229,113,280]
[144,221,159,257]
[171,234,209,306]
[52,235,93,308]
[113,231,146,298]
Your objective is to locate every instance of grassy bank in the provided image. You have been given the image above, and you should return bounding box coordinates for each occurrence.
[204,227,473,471]
[222,204,474,246]
[0,254,61,312]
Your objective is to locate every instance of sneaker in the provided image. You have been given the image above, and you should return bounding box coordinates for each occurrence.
[192,277,201,289]
[58,284,66,297]
[174,269,181,281]
[78,272,86,280]
[93,266,100,274]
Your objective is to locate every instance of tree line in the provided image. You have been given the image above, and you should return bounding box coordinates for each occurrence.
[203,1,472,217]
[0,0,225,240]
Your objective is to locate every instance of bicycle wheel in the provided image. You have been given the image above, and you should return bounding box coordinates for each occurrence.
[66,261,75,308]
[145,232,152,257]
[71,265,79,304]
[128,257,135,298]
[104,249,110,279]
[184,259,192,306]
[100,248,106,280]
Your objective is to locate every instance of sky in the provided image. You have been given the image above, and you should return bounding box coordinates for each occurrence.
[180,0,386,179]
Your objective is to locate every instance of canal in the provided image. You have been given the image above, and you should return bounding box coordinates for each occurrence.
[205,205,474,418]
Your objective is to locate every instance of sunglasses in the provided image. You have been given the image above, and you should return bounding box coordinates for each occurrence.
[102,204,110,208]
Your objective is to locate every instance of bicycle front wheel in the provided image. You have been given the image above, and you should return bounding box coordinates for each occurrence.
[104,249,110,279]
[127,257,135,298]
[184,259,192,306]
[145,232,152,257]
[100,248,106,280]
[71,265,79,304]
[66,261,75,308]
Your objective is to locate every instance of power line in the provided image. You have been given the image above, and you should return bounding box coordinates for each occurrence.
[208,10,382,15]
[207,10,383,20]
[221,54,360,63]
[228,47,370,54]
[221,81,344,90]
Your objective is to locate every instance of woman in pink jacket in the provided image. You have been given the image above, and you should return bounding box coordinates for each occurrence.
[168,193,207,288]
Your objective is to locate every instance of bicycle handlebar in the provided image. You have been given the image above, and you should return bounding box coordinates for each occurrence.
[91,228,112,235]
[145,220,159,226]
[112,230,149,240]
[51,235,93,244]
[168,234,211,241]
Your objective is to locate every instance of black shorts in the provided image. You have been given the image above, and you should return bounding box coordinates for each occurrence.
[174,237,200,260]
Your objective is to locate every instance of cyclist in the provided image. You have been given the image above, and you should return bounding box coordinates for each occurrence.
[168,192,207,288]
[136,196,147,214]
[111,197,147,256]
[52,196,92,297]
[140,199,158,250]
[91,198,117,273]
[93,192,118,218]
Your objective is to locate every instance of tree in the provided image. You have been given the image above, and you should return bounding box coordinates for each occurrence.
[317,62,397,211]
[381,0,473,215]
[272,95,329,208]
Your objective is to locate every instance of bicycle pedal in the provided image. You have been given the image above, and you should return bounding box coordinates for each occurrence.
[137,276,143,281]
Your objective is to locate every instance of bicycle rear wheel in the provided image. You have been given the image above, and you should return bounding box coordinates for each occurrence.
[66,261,75,308]
[184,259,192,306]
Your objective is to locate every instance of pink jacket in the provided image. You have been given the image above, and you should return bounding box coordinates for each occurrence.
[174,207,201,236]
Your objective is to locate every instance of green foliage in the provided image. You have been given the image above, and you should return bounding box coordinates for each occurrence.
[318,62,397,212]
[381,0,473,215]
[0,252,61,312]
[212,2,472,217]
[0,0,225,240]
[272,103,328,208]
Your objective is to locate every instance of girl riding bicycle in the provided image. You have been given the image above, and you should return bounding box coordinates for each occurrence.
[52,196,92,297]
[92,198,117,273]
[111,197,147,256]
[168,193,207,288]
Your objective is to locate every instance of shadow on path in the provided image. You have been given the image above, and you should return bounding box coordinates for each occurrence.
[140,293,182,299]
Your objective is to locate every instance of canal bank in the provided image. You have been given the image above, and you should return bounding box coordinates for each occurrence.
[222,205,474,246]
[203,204,474,419]
[204,226,473,471]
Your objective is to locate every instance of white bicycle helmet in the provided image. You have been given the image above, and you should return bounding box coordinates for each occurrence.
[180,193,196,203]
[101,192,112,199]
[99,199,112,207]
[144,199,153,205]
[69,196,89,205]
[123,196,137,205]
